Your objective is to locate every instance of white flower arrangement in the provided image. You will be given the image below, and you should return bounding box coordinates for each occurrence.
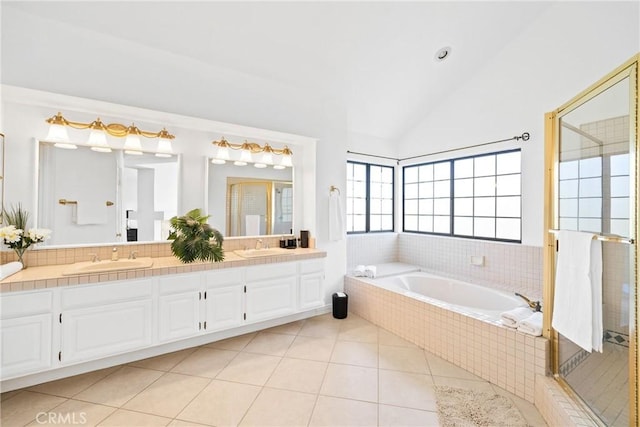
[1,204,52,267]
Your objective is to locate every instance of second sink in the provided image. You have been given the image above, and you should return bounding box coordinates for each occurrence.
[233,248,291,258]
[62,257,154,276]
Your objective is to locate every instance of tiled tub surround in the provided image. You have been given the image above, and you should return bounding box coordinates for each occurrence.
[344,275,548,403]
[347,233,543,300]
[0,237,320,293]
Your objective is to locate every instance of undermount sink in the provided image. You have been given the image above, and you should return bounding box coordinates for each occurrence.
[62,257,154,276]
[233,248,291,258]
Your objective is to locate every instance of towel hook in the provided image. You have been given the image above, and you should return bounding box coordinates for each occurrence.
[329,185,341,195]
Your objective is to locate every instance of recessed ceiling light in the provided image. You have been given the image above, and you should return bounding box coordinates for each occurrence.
[434,46,452,62]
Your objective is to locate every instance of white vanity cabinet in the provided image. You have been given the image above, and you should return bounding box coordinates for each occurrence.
[298,259,325,310]
[245,262,297,323]
[59,279,154,364]
[0,291,54,379]
[203,269,243,331]
[158,274,202,343]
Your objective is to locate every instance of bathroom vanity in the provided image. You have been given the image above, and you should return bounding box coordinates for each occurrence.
[0,250,326,391]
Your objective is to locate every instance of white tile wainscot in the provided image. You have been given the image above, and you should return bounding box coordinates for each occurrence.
[0,258,327,392]
[344,276,549,403]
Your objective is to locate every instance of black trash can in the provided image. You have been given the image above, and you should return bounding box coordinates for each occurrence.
[332,292,348,319]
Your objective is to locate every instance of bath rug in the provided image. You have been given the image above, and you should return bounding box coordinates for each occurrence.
[434,385,530,427]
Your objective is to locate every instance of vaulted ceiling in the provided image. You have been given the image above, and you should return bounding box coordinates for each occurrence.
[2,1,553,140]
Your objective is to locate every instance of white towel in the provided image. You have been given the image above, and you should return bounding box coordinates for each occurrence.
[245,215,261,236]
[500,307,533,328]
[0,262,23,280]
[365,265,377,278]
[552,231,603,353]
[329,192,344,241]
[518,312,543,336]
[353,265,366,277]
[76,200,108,225]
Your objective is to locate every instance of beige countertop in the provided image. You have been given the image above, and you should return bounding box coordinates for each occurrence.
[0,248,326,293]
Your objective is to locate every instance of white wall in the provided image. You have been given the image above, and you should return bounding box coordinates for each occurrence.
[397,1,639,247]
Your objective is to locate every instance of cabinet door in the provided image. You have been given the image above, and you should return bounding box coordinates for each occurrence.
[204,285,243,331]
[61,299,153,364]
[299,273,324,310]
[159,291,201,343]
[0,314,52,379]
[246,277,296,323]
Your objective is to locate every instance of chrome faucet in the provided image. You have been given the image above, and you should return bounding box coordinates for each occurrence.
[128,251,138,260]
[515,293,541,312]
[88,253,100,263]
[255,239,263,250]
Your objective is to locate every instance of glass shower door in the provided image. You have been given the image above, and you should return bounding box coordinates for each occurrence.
[555,74,634,426]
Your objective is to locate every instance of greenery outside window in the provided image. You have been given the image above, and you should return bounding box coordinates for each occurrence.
[346,161,394,233]
[403,149,521,242]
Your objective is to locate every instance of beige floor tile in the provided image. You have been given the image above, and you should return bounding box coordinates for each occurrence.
[204,332,257,351]
[379,345,429,374]
[74,366,163,407]
[298,316,342,338]
[285,335,336,362]
[337,323,379,343]
[123,373,210,418]
[264,320,304,335]
[0,391,67,426]
[1,390,24,401]
[216,352,281,386]
[265,357,328,393]
[309,395,378,427]
[26,399,116,427]
[129,348,197,371]
[379,328,419,348]
[170,347,237,378]
[320,363,378,402]
[239,387,316,426]
[177,380,260,426]
[379,369,437,411]
[378,404,441,427]
[243,331,295,356]
[330,341,378,367]
[97,409,172,426]
[424,351,483,380]
[167,419,212,426]
[28,367,120,398]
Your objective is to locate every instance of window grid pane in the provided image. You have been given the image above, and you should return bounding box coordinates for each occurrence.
[404,149,521,242]
[347,161,394,233]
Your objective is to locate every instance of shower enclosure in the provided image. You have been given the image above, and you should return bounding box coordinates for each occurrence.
[544,55,638,426]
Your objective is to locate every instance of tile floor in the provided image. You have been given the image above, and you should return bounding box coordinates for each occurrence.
[1,313,547,426]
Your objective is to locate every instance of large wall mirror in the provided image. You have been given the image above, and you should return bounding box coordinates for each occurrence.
[36,140,179,246]
[206,160,293,237]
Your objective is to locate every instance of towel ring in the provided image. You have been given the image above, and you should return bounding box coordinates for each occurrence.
[330,185,340,195]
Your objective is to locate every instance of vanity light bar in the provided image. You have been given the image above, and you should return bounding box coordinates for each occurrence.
[211,137,293,168]
[45,112,175,154]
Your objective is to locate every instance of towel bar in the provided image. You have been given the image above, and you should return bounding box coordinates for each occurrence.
[59,199,114,207]
[548,229,634,245]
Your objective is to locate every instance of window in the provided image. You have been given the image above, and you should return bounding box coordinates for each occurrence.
[403,149,521,242]
[346,161,394,233]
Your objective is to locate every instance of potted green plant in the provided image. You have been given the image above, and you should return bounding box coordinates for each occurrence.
[168,208,224,263]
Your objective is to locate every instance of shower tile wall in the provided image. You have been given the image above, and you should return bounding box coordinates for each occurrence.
[397,233,543,300]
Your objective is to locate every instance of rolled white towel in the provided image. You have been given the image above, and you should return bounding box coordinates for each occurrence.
[353,265,366,277]
[0,262,24,281]
[518,312,543,336]
[500,307,533,328]
[365,265,377,278]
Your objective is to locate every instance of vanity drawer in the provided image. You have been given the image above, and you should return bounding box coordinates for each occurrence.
[0,290,54,319]
[299,259,324,275]
[61,279,154,309]
[245,262,296,282]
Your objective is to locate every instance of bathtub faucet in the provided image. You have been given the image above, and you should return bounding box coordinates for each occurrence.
[515,293,541,312]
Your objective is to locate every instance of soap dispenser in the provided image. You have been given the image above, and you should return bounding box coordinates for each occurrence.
[111,247,119,261]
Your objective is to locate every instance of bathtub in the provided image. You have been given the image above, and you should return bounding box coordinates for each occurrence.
[361,269,527,323]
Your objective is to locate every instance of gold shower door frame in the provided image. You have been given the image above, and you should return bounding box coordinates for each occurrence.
[543,54,639,426]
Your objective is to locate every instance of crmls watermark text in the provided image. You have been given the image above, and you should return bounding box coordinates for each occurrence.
[36,411,87,425]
